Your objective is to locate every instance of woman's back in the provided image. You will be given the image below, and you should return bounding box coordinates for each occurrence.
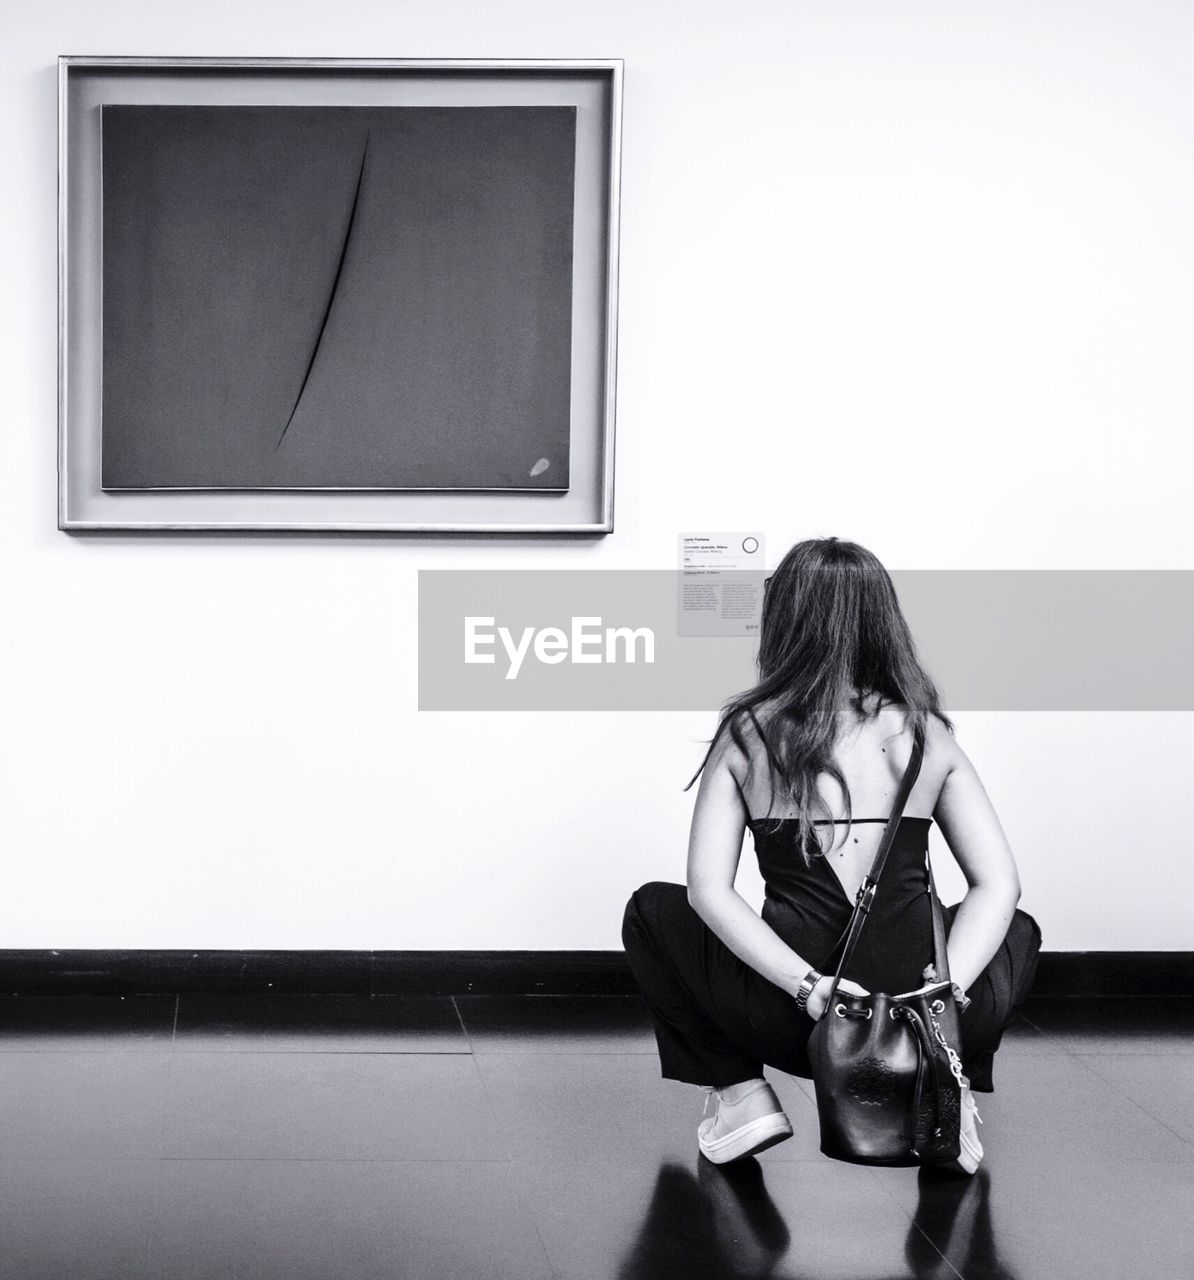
[735,698,949,902]
[736,700,951,991]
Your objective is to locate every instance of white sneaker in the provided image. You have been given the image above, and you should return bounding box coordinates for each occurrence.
[697,1080,793,1164]
[948,1083,984,1174]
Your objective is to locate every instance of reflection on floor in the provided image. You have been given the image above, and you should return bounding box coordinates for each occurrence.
[0,992,1190,1278]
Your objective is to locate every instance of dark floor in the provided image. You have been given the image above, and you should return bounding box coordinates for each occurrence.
[0,993,1190,1279]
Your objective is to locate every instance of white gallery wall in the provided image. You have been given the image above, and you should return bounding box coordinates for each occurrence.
[1,0,1192,950]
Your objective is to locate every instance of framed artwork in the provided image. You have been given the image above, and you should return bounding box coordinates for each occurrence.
[58,57,622,533]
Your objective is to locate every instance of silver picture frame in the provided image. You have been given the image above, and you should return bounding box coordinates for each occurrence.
[59,56,622,533]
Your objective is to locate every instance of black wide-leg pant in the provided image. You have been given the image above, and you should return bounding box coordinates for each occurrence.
[621,881,1041,1093]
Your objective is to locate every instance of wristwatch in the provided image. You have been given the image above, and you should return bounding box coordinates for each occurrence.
[794,967,823,1014]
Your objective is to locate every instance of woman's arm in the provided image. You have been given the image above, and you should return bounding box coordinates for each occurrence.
[932,734,1023,993]
[685,735,862,1016]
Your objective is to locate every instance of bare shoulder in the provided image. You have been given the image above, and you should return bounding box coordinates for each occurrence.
[706,709,765,784]
[874,702,961,775]
[922,712,964,772]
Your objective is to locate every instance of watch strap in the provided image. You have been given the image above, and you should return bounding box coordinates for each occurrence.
[794,967,823,1013]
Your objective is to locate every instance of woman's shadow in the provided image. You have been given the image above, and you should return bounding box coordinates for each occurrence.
[616,1157,1016,1280]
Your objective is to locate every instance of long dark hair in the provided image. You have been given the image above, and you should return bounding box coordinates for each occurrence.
[687,537,952,859]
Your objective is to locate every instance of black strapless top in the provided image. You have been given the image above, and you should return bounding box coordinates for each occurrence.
[747,816,937,993]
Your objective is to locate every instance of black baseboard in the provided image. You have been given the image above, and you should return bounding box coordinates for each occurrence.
[0,950,1190,997]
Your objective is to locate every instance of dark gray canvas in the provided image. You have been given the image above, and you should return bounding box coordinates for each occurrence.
[100,105,577,491]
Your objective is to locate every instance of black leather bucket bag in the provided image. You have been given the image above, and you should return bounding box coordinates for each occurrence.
[807,730,967,1167]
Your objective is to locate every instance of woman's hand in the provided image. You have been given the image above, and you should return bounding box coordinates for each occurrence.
[805,976,870,1021]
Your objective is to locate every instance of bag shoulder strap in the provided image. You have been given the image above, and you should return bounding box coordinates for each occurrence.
[825,726,926,1002]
